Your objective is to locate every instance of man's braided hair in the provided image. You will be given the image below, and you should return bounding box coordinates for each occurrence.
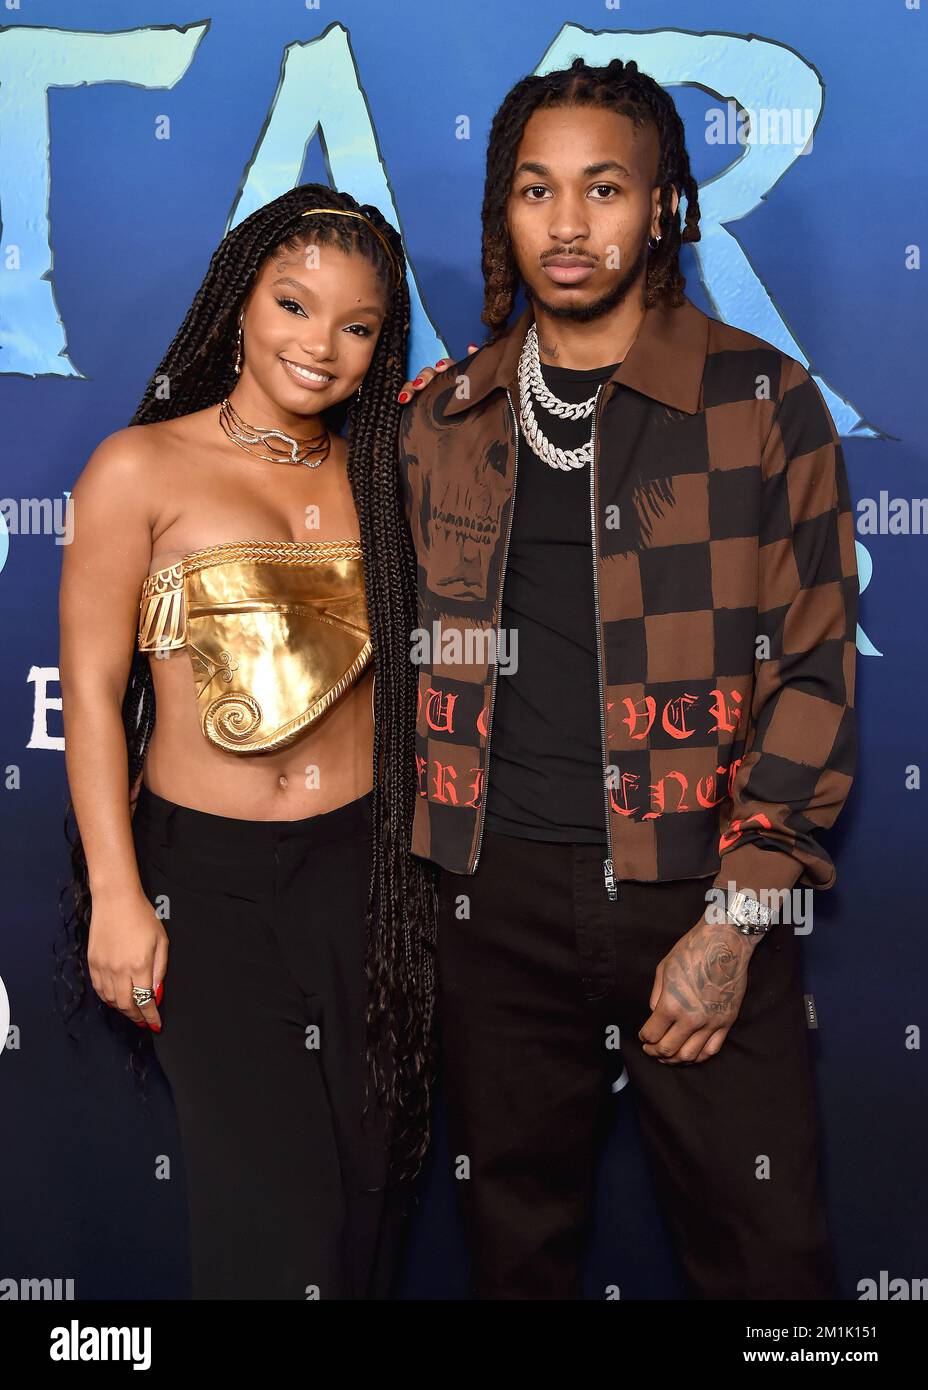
[480,56,702,338]
[55,183,439,1184]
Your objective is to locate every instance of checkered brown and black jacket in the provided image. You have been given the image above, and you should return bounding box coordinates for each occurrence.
[398,296,858,903]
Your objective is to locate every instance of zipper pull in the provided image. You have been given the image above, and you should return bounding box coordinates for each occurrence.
[603,858,618,901]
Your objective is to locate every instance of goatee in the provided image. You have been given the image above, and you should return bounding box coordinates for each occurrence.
[526,237,650,323]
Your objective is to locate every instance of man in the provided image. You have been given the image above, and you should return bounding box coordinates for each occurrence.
[397,57,858,1299]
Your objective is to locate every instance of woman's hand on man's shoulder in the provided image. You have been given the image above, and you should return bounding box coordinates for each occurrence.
[396,342,480,404]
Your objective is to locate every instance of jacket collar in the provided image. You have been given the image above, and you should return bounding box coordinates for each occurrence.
[441,295,710,416]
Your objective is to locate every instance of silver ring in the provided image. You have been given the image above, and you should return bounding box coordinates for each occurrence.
[132,986,155,1007]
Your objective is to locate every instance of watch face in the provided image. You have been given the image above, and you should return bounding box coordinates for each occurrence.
[731,893,770,928]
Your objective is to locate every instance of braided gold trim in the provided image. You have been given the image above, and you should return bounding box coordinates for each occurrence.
[143,538,363,590]
[182,538,362,576]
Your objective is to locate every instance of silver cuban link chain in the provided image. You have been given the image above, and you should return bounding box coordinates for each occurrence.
[517,322,597,471]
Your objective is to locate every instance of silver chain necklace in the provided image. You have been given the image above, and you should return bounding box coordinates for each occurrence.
[517,323,598,471]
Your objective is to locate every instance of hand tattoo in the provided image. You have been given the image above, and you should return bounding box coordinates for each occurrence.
[661,922,752,1017]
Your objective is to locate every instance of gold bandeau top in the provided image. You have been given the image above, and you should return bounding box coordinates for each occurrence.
[138,539,371,755]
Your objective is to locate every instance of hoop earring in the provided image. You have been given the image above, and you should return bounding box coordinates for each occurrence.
[233,315,243,375]
[648,234,662,251]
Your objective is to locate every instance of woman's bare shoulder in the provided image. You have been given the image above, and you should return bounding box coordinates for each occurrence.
[77,410,214,489]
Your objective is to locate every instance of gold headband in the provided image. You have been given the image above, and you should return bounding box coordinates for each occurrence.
[300,207,404,283]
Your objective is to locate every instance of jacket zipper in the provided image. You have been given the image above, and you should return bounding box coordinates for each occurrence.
[469,388,520,874]
[589,385,618,901]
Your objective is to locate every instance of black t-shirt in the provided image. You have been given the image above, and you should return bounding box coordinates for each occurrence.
[484,357,622,844]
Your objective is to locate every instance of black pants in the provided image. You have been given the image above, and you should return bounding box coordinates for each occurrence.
[132,781,408,1300]
[437,830,838,1300]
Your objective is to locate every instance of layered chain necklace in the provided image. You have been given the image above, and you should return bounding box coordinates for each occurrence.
[218,396,332,468]
[517,323,599,471]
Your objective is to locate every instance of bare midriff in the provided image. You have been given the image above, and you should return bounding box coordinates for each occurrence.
[141,606,374,821]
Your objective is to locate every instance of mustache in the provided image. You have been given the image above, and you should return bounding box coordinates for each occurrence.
[540,250,598,264]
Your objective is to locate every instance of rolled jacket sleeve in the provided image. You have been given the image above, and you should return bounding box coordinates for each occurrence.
[713,357,859,907]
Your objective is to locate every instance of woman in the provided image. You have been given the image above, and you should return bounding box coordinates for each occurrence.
[56,184,438,1299]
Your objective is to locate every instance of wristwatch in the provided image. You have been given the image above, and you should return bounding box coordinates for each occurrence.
[725,889,774,936]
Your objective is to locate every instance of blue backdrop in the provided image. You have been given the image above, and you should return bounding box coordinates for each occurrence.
[0,0,924,1301]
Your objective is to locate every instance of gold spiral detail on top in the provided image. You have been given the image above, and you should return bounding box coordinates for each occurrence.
[203,693,264,749]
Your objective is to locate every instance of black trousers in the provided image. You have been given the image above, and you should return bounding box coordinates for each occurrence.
[437,829,839,1300]
[132,781,408,1300]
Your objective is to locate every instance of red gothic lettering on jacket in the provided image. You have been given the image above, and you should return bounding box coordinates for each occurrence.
[606,759,733,819]
[720,813,774,850]
[612,688,744,742]
[420,683,744,746]
[642,771,693,818]
[422,685,457,734]
[708,688,743,735]
[695,772,729,809]
[430,761,483,808]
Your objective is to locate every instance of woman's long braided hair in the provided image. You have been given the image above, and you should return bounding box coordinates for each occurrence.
[54,183,439,1183]
[480,56,702,338]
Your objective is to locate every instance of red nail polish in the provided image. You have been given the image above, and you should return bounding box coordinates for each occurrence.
[151,1024,162,1033]
[397,391,409,402]
[155,982,164,1004]
[435,359,447,367]
[412,377,423,386]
